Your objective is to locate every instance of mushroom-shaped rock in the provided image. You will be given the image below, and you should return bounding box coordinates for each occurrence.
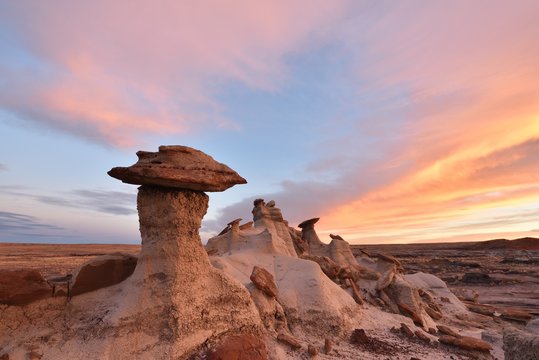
[108,145,246,191]
[105,145,261,357]
[298,217,320,229]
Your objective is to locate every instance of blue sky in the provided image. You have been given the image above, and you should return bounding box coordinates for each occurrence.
[1,0,539,244]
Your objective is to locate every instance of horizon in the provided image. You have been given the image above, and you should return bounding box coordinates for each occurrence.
[1,1,539,245]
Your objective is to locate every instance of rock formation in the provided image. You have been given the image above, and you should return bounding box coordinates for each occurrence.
[70,253,137,296]
[0,269,50,306]
[0,145,262,360]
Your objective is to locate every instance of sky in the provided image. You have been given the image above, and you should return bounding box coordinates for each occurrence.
[1,0,538,245]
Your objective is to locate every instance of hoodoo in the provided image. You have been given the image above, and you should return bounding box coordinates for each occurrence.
[106,145,263,358]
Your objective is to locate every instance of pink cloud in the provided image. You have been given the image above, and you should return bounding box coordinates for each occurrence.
[0,0,346,146]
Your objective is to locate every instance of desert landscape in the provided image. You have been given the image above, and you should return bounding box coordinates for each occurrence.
[1,146,538,360]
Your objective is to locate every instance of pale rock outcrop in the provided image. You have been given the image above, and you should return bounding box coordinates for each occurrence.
[207,201,360,337]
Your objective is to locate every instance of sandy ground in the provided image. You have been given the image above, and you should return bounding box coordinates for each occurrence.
[0,243,140,278]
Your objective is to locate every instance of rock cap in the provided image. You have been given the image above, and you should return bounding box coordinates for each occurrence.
[298,217,320,229]
[108,145,247,191]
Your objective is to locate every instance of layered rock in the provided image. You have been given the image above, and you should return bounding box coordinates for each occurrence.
[207,200,360,338]
[108,145,246,191]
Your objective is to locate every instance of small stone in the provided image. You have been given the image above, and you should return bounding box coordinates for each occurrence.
[277,333,302,350]
[414,330,431,343]
[108,145,247,191]
[437,325,460,338]
[250,266,278,298]
[324,338,333,354]
[425,305,443,320]
[400,323,415,338]
[307,344,318,357]
[439,335,492,352]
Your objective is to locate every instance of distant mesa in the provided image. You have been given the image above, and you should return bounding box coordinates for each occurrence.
[107,145,247,191]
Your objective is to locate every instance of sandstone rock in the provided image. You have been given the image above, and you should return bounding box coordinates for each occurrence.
[329,234,344,240]
[307,344,318,357]
[349,280,364,305]
[277,332,302,350]
[452,288,479,303]
[70,253,137,296]
[324,338,333,354]
[376,264,396,290]
[503,327,539,360]
[240,221,254,230]
[439,335,492,352]
[400,323,414,338]
[500,308,533,323]
[437,325,460,338]
[108,145,247,191]
[207,334,268,360]
[250,266,278,298]
[424,305,443,320]
[250,287,287,333]
[414,330,431,343]
[300,255,340,279]
[0,269,50,306]
[251,200,297,257]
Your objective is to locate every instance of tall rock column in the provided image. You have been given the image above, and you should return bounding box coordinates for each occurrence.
[107,145,262,358]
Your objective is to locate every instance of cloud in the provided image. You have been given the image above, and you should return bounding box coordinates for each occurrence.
[207,1,539,243]
[35,189,137,215]
[0,186,137,215]
[0,163,6,171]
[0,210,75,243]
[0,0,346,146]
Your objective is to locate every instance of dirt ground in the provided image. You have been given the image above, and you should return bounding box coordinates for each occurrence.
[0,243,140,278]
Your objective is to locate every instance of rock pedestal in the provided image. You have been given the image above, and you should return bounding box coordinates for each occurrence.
[106,146,262,358]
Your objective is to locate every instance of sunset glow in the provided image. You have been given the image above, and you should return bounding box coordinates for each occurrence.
[1,1,538,244]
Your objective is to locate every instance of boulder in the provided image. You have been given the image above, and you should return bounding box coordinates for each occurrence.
[0,269,50,306]
[108,145,246,191]
[70,253,137,296]
[250,266,278,298]
[207,334,268,360]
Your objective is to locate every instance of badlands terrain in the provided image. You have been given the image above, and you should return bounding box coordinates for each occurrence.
[1,146,538,360]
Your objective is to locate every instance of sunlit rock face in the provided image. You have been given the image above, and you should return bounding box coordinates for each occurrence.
[207,200,360,338]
